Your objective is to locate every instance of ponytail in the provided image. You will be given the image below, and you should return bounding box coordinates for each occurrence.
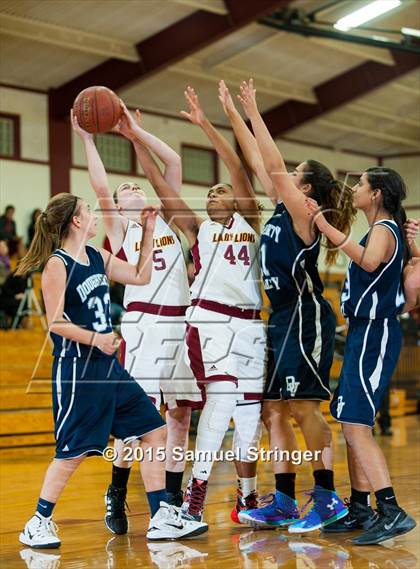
[366,167,410,266]
[303,160,357,265]
[16,193,79,276]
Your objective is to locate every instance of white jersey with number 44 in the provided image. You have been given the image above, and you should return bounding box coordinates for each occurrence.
[121,215,190,308]
[190,212,262,309]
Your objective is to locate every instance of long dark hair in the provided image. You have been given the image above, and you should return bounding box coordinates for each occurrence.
[16,193,80,275]
[365,167,410,266]
[302,160,357,264]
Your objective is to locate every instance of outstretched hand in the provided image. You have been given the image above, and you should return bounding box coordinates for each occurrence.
[141,205,159,232]
[180,86,205,126]
[70,109,92,140]
[218,80,236,117]
[237,79,258,119]
[404,218,419,243]
[111,100,138,139]
[305,197,328,231]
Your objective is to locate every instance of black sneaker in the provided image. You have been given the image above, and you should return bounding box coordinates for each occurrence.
[323,498,376,533]
[104,485,129,535]
[166,490,184,507]
[352,502,416,545]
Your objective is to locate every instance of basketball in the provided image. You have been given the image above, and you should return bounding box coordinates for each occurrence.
[73,86,122,133]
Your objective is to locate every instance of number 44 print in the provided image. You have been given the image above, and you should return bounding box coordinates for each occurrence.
[223,245,250,266]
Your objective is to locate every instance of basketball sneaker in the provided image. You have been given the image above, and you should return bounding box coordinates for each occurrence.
[104,484,128,535]
[322,498,376,532]
[20,548,61,569]
[352,502,416,545]
[231,489,259,524]
[19,514,61,549]
[146,502,208,540]
[288,487,348,533]
[238,491,299,529]
[181,477,208,522]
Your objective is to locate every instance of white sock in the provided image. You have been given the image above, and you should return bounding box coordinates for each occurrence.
[192,381,237,481]
[238,476,257,498]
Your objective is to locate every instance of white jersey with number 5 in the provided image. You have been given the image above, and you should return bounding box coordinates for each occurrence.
[120,215,190,308]
[190,212,262,309]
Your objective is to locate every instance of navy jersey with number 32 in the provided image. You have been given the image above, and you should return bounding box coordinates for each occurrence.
[50,246,112,358]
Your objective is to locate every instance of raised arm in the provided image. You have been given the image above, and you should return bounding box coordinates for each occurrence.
[71,111,126,253]
[306,198,396,273]
[402,258,420,313]
[181,86,260,232]
[130,109,181,193]
[100,206,157,285]
[113,105,201,247]
[218,80,275,204]
[238,80,309,224]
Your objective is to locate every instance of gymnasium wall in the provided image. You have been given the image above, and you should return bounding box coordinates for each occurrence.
[1,85,418,273]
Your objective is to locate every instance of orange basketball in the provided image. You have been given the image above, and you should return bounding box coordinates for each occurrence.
[73,86,122,133]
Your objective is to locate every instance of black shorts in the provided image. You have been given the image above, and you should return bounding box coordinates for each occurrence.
[264,295,335,401]
[52,356,165,459]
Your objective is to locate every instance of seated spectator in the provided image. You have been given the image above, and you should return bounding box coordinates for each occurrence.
[0,240,11,287]
[0,205,24,257]
[27,208,41,248]
[0,270,28,328]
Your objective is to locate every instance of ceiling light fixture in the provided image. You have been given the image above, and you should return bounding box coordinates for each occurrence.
[334,0,401,32]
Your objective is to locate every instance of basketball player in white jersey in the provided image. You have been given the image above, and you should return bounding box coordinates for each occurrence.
[72,107,200,534]
[130,87,267,524]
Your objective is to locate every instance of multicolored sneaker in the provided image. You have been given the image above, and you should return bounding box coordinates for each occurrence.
[238,491,299,529]
[288,486,348,533]
[181,477,208,522]
[231,489,259,524]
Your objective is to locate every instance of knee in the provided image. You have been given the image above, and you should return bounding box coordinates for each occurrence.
[167,407,191,430]
[262,403,291,431]
[342,423,370,448]
[145,425,167,448]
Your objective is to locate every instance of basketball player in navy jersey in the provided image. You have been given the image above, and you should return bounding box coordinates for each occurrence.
[16,193,207,548]
[226,79,354,532]
[306,168,417,545]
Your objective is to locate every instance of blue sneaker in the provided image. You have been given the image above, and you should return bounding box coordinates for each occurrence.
[238,491,299,529]
[288,487,348,533]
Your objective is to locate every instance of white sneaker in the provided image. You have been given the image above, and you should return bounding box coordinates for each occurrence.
[20,548,61,569]
[19,514,61,549]
[147,542,208,568]
[146,502,208,541]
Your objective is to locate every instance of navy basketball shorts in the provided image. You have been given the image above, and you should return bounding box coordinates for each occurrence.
[52,356,165,459]
[264,295,335,401]
[331,317,402,428]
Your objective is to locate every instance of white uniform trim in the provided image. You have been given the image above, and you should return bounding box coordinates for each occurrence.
[56,357,77,439]
[52,252,68,266]
[354,221,398,317]
[368,318,389,394]
[358,321,377,422]
[311,293,323,366]
[56,357,63,422]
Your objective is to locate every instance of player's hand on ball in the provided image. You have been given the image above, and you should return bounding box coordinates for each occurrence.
[112,100,137,139]
[70,109,92,140]
[141,206,159,232]
[95,332,121,355]
[237,79,258,118]
[180,86,205,126]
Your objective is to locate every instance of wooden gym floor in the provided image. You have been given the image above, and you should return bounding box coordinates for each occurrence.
[0,416,419,569]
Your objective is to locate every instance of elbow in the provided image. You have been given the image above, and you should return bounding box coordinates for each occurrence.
[362,260,380,273]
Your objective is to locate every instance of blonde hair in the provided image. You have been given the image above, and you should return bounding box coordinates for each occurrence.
[16,193,80,276]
